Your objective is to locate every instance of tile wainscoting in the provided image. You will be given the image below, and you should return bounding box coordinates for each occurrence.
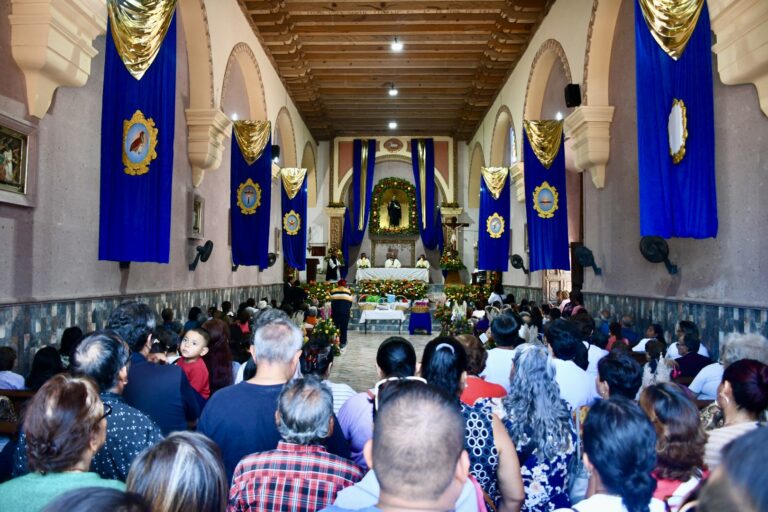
[584,292,768,360]
[0,284,284,374]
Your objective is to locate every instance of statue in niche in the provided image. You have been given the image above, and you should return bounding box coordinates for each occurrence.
[387,198,402,227]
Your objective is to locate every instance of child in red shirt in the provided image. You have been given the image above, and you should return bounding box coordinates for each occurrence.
[177,327,211,399]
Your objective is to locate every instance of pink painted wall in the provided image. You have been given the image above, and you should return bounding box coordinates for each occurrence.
[582,0,768,307]
[0,12,284,304]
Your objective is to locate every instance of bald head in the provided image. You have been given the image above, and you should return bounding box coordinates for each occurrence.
[372,382,465,501]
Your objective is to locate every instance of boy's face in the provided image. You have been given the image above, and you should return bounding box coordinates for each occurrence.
[180,331,209,360]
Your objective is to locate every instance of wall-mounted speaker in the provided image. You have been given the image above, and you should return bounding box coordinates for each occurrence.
[564,84,581,108]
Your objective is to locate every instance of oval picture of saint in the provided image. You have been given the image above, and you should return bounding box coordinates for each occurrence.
[237,178,262,215]
[241,185,258,208]
[124,123,151,165]
[533,181,559,219]
[284,210,301,235]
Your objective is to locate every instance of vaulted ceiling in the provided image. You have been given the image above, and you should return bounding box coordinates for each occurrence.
[240,1,554,140]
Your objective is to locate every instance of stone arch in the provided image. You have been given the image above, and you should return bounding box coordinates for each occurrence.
[524,39,573,120]
[467,142,485,209]
[582,0,622,106]
[489,105,516,167]
[220,43,267,120]
[275,107,297,168]
[178,0,215,109]
[301,142,317,208]
[337,154,449,207]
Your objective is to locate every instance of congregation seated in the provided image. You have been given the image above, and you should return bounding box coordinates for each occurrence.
[666,320,710,360]
[633,323,665,353]
[201,318,238,394]
[496,343,578,512]
[126,431,228,512]
[569,312,608,380]
[674,334,712,381]
[198,319,349,480]
[0,374,124,510]
[25,346,65,392]
[14,331,163,481]
[704,359,768,469]
[480,313,523,392]
[546,319,596,409]
[300,335,356,414]
[58,326,84,369]
[639,383,707,512]
[177,327,212,399]
[0,346,24,390]
[640,339,674,392]
[109,302,202,435]
[421,336,525,510]
[42,487,148,512]
[337,336,417,471]
[455,334,506,405]
[596,351,643,400]
[555,396,665,512]
[606,322,629,352]
[160,308,183,335]
[229,377,363,510]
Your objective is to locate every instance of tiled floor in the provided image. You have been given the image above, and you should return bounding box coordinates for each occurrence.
[329,332,434,392]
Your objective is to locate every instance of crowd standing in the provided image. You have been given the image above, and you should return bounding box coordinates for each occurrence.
[0,284,765,512]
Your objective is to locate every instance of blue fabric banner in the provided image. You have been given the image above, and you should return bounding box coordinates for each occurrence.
[411,139,444,253]
[524,127,570,272]
[231,134,272,268]
[98,16,176,262]
[478,169,510,272]
[341,139,376,278]
[635,0,717,238]
[281,172,307,270]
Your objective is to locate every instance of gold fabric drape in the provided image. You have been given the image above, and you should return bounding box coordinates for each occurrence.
[233,121,271,165]
[481,167,509,200]
[417,140,427,229]
[280,168,307,199]
[359,140,369,230]
[638,0,705,60]
[524,120,563,169]
[108,0,177,80]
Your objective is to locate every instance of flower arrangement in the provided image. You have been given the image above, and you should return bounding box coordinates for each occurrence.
[357,279,427,300]
[309,318,341,356]
[434,303,472,336]
[444,284,491,304]
[439,247,466,271]
[370,177,419,236]
[305,282,336,303]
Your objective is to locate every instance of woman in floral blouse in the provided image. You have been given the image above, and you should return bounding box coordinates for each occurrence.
[494,343,577,512]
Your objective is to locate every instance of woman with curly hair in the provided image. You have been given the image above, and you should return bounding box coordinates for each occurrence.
[498,343,577,512]
[0,374,123,510]
[640,383,707,511]
[201,319,235,395]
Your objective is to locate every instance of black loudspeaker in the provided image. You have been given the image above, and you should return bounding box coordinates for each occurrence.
[564,84,581,108]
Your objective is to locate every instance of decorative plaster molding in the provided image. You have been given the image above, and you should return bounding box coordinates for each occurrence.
[324,206,346,217]
[510,161,525,203]
[709,0,768,116]
[9,0,106,118]
[440,207,463,217]
[563,105,615,189]
[186,108,232,187]
[523,39,572,120]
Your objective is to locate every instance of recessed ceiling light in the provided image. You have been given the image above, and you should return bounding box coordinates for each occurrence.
[388,121,398,129]
[555,111,563,121]
[388,84,398,97]
[391,37,404,52]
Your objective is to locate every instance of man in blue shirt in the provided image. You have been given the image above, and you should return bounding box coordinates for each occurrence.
[198,319,350,480]
[108,302,202,435]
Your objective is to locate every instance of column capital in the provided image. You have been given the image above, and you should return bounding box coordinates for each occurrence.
[9,0,107,118]
[564,105,615,189]
[186,108,232,187]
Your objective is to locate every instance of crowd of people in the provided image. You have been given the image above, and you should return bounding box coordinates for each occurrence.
[0,287,765,512]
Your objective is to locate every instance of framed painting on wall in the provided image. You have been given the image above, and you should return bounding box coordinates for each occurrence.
[0,112,36,207]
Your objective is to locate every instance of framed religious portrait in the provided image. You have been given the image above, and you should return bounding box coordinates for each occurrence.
[0,112,36,207]
[189,193,205,239]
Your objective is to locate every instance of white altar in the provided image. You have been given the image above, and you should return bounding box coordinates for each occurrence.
[356,268,429,282]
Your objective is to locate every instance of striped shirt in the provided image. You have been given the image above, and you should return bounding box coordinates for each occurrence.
[228,441,362,512]
[330,286,353,302]
[704,422,760,470]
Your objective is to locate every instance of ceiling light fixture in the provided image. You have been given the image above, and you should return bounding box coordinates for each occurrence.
[388,84,398,97]
[388,121,398,129]
[555,111,564,121]
[232,112,238,121]
[390,37,403,52]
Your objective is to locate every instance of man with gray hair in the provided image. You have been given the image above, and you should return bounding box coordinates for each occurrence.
[228,377,363,510]
[13,331,163,481]
[199,319,351,480]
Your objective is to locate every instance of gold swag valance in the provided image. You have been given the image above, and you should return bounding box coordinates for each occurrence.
[524,120,563,170]
[233,121,271,165]
[638,0,705,60]
[481,167,509,200]
[108,0,178,80]
[280,168,307,199]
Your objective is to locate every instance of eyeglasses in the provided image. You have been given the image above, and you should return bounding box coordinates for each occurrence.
[373,376,427,411]
[98,403,112,423]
